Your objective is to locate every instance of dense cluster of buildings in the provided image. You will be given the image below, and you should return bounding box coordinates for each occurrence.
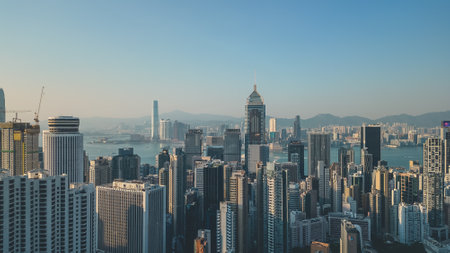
[0,86,449,253]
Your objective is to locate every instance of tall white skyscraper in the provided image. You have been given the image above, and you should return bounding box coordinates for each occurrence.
[217,201,237,253]
[43,116,83,183]
[0,170,96,253]
[398,203,428,245]
[269,118,277,132]
[152,100,159,141]
[97,181,166,253]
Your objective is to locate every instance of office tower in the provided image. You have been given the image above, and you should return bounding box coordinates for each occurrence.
[185,190,202,252]
[310,241,330,253]
[247,144,269,174]
[206,146,224,160]
[331,171,342,212]
[185,129,203,170]
[43,116,83,183]
[159,118,172,141]
[398,203,428,245]
[195,229,211,253]
[293,115,301,141]
[0,88,4,122]
[264,162,289,253]
[288,140,305,179]
[290,216,327,249]
[169,150,185,241]
[282,162,298,183]
[159,167,169,212]
[269,117,276,132]
[83,151,89,182]
[229,170,248,253]
[0,170,96,253]
[89,156,112,186]
[97,181,166,253]
[360,124,381,168]
[398,172,419,204]
[372,167,390,235]
[289,211,306,249]
[288,183,301,214]
[338,147,354,178]
[173,120,188,141]
[244,85,266,170]
[1,122,39,175]
[223,129,241,162]
[328,213,371,242]
[255,162,265,253]
[152,100,159,141]
[340,220,363,253]
[111,148,141,180]
[308,133,330,177]
[317,161,330,207]
[423,137,447,240]
[216,201,237,253]
[156,148,170,169]
[361,147,373,192]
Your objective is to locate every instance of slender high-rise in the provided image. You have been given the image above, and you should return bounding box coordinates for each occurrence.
[229,170,248,253]
[152,100,159,141]
[308,133,330,177]
[0,88,4,122]
[293,115,301,141]
[0,122,40,175]
[185,129,203,170]
[169,149,185,241]
[244,85,266,170]
[224,129,241,162]
[43,116,83,183]
[360,124,381,168]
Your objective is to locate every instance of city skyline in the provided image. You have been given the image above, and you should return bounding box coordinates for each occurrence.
[1,1,450,120]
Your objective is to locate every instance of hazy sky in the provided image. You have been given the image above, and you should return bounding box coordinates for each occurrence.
[1,1,449,122]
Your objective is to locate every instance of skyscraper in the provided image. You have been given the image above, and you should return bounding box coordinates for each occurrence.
[442,121,450,183]
[308,133,330,177]
[360,124,381,168]
[338,147,354,178]
[224,129,241,162]
[89,156,112,186]
[340,220,363,253]
[169,149,185,241]
[269,118,276,132]
[229,170,248,253]
[152,100,159,141]
[97,180,166,253]
[0,170,96,253]
[0,88,4,122]
[111,148,141,180]
[0,121,39,175]
[217,201,237,253]
[288,140,305,179]
[43,116,83,183]
[264,162,289,253]
[185,129,203,170]
[159,118,172,141]
[293,115,301,141]
[247,144,269,174]
[244,85,266,170]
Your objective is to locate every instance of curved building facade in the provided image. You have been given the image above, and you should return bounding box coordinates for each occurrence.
[43,116,83,183]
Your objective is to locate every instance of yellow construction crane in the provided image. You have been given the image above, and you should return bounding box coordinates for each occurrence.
[34,86,44,124]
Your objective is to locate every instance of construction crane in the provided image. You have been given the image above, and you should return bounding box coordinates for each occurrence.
[0,110,32,123]
[34,86,44,124]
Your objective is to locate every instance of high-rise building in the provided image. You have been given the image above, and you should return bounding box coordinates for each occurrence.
[229,170,248,253]
[398,203,428,245]
[398,172,419,204]
[288,140,305,180]
[293,115,301,141]
[360,124,381,168]
[244,85,266,170]
[173,120,188,141]
[159,118,172,141]
[308,133,330,177]
[156,148,170,169]
[89,156,112,186]
[195,229,211,253]
[338,147,354,178]
[269,118,276,132]
[317,161,330,207]
[264,162,289,253]
[169,149,185,240]
[0,170,96,253]
[0,88,4,122]
[43,116,83,183]
[97,180,166,253]
[442,121,450,183]
[152,100,159,141]
[111,148,141,180]
[217,201,237,253]
[247,144,269,174]
[1,121,39,175]
[328,213,371,243]
[290,216,327,249]
[340,220,363,253]
[185,129,203,170]
[223,129,241,162]
[331,171,342,212]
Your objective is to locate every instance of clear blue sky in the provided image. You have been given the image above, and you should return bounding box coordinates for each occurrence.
[1,1,449,121]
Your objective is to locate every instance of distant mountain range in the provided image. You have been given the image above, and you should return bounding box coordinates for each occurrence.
[39,110,450,131]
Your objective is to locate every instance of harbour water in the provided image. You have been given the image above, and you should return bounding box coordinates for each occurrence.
[84,135,423,171]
